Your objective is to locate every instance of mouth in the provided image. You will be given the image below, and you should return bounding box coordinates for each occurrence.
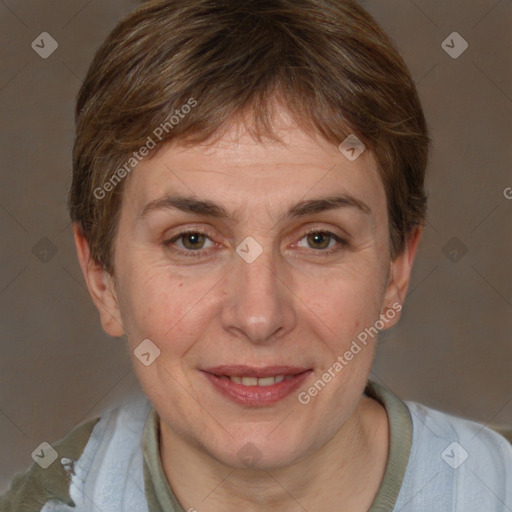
[201,365,313,406]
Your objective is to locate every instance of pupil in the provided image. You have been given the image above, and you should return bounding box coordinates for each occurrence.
[309,232,329,249]
[185,233,204,249]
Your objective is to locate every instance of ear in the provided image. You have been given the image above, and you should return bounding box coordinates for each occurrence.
[381,226,423,329]
[73,224,125,337]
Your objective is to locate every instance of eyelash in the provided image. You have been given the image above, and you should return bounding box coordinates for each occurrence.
[163,228,349,258]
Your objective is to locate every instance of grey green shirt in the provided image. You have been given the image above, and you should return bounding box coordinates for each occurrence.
[1,380,511,511]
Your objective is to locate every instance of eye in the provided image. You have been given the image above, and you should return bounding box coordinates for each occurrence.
[295,230,348,254]
[164,230,216,256]
[163,228,349,259]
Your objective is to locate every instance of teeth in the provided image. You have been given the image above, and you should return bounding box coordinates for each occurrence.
[227,375,288,386]
[241,377,258,386]
[257,377,275,387]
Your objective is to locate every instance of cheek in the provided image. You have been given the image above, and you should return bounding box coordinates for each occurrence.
[302,262,387,330]
[117,267,184,344]
[118,263,219,357]
[302,277,387,384]
[322,292,382,358]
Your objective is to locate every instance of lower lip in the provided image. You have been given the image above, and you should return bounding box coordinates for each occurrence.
[202,371,312,406]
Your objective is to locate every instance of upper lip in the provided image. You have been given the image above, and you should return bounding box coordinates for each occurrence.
[202,365,311,378]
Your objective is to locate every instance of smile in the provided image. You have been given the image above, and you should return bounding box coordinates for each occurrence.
[221,375,292,386]
[201,366,313,406]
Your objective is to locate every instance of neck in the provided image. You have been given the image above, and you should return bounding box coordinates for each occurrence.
[159,395,389,512]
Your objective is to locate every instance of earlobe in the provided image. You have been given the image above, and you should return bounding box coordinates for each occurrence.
[381,226,423,326]
[72,224,125,337]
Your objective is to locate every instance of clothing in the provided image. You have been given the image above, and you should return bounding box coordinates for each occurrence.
[1,381,511,511]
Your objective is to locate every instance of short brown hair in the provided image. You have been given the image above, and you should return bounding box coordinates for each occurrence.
[69,0,430,274]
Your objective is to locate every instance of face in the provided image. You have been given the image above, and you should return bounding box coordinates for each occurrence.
[76,112,416,470]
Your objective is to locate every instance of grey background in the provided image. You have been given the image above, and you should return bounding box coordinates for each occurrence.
[0,0,511,492]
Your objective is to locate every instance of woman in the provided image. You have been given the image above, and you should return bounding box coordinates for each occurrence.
[1,0,510,510]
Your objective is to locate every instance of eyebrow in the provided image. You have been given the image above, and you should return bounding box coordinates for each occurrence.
[139,193,371,222]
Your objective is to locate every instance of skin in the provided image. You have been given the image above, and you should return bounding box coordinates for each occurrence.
[74,108,422,512]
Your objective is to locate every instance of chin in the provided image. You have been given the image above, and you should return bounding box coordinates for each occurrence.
[206,429,311,471]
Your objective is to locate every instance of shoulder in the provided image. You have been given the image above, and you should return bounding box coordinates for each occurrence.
[396,400,512,511]
[406,400,512,472]
[0,392,152,512]
[0,416,100,512]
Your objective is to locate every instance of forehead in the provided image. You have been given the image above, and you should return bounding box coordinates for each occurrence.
[121,116,386,224]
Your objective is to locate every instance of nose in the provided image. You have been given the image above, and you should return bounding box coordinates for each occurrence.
[220,243,297,345]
